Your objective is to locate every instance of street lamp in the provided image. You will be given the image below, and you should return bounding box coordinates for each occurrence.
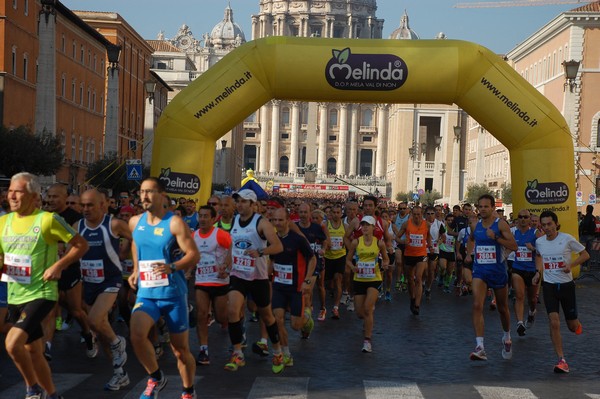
[408,142,417,159]
[144,80,156,104]
[106,44,121,72]
[453,125,462,141]
[221,139,227,150]
[434,135,442,149]
[562,59,580,92]
[420,142,427,155]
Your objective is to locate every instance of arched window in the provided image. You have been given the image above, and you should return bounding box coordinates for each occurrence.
[327,157,336,175]
[281,107,290,126]
[329,109,338,127]
[362,109,373,126]
[279,156,289,174]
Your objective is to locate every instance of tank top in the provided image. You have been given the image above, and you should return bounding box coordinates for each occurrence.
[473,218,505,270]
[230,213,269,281]
[325,220,346,259]
[404,218,428,257]
[395,213,410,243]
[133,211,187,299]
[354,236,382,282]
[78,214,122,284]
[512,227,537,272]
[193,227,230,286]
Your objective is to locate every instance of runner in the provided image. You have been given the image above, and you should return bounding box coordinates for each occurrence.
[310,209,330,321]
[510,209,541,337]
[396,206,432,315]
[224,189,285,373]
[533,210,588,373]
[392,202,410,292]
[128,177,200,399]
[456,213,478,296]
[424,206,443,299]
[1,172,89,399]
[270,207,316,366]
[465,194,518,361]
[183,199,200,231]
[193,205,231,366]
[342,200,359,310]
[324,203,347,320]
[76,189,131,391]
[215,196,234,232]
[438,213,457,294]
[345,215,389,352]
[116,205,135,327]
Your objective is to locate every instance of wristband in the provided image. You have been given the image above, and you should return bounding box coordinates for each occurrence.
[170,263,177,273]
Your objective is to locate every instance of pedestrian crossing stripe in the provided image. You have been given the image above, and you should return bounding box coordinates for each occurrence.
[123,375,202,399]
[475,386,538,399]
[586,395,600,398]
[248,377,309,399]
[1,373,92,397]
[364,380,424,398]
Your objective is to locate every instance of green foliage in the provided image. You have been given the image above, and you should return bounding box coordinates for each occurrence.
[395,191,410,202]
[85,153,149,193]
[395,189,442,206]
[465,183,494,205]
[501,183,512,205]
[0,126,63,176]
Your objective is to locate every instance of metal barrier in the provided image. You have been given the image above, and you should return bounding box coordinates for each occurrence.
[577,239,600,281]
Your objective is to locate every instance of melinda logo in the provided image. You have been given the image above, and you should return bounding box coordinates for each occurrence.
[159,168,200,195]
[325,48,408,91]
[525,179,569,205]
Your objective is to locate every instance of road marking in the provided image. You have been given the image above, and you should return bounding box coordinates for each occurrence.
[475,386,538,398]
[247,377,309,399]
[586,395,600,398]
[364,380,425,399]
[0,373,92,396]
[123,375,202,399]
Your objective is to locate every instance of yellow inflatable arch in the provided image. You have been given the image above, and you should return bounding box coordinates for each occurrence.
[151,36,576,241]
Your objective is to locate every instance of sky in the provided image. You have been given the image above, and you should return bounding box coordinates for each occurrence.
[61,0,591,54]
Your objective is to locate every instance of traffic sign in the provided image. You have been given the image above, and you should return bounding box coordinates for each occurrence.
[126,159,142,181]
[590,193,597,205]
[412,193,420,201]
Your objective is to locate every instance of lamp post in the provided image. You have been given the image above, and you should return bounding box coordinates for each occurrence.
[144,80,156,104]
[562,59,580,92]
[105,44,122,155]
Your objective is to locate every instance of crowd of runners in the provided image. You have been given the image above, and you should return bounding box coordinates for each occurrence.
[0,172,590,399]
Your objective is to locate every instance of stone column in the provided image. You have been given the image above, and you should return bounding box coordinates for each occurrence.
[375,104,388,178]
[290,101,300,176]
[35,4,57,135]
[105,64,120,155]
[349,105,358,176]
[259,105,269,173]
[337,103,348,176]
[270,100,281,173]
[318,103,328,177]
[450,129,461,205]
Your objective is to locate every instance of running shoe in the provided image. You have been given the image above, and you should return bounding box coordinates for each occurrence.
[301,309,314,339]
[181,392,197,399]
[341,291,349,304]
[272,352,285,374]
[385,291,392,302]
[489,299,497,311]
[395,280,401,291]
[362,340,372,353]
[249,312,259,322]
[111,335,127,368]
[207,313,215,327]
[526,309,536,327]
[412,306,420,316]
[425,289,431,300]
[554,358,569,373]
[104,372,130,391]
[331,306,340,320]
[284,354,294,367]
[224,353,246,371]
[140,372,168,399]
[252,341,269,356]
[347,298,355,312]
[575,322,583,335]
[501,338,513,360]
[470,346,487,361]
[317,308,327,321]
[44,341,52,361]
[84,332,98,359]
[517,322,526,337]
[25,385,45,399]
[196,349,210,365]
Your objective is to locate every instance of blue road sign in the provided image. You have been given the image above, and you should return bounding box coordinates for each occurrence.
[126,159,142,181]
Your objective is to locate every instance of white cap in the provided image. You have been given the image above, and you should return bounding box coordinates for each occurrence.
[360,215,376,226]
[232,189,257,202]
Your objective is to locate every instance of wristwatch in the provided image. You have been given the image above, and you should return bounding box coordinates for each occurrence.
[304,279,312,285]
[169,263,177,273]
[258,248,264,257]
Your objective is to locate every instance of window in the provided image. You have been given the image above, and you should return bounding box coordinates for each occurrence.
[362,109,373,126]
[71,133,76,161]
[327,158,336,175]
[93,54,97,71]
[362,136,373,142]
[79,136,84,162]
[279,156,289,174]
[334,26,345,38]
[22,54,28,81]
[129,140,137,151]
[245,112,257,123]
[24,0,28,15]
[61,75,66,97]
[329,135,337,141]
[80,45,84,63]
[13,0,17,10]
[12,46,17,75]
[88,50,91,66]
[245,132,256,138]
[92,92,96,111]
[91,140,96,162]
[61,35,65,52]
[329,109,338,127]
[87,88,91,108]
[86,139,91,163]
[71,79,76,101]
[72,41,76,58]
[281,107,290,126]
[60,131,66,157]
[281,133,289,139]
[79,84,84,105]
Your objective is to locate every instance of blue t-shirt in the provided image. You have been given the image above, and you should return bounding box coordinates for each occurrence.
[473,218,505,271]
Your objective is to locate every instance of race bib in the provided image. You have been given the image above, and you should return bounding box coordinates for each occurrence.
[195,253,218,283]
[310,242,322,254]
[121,259,134,275]
[445,236,455,247]
[80,259,105,283]
[409,234,423,247]
[231,248,255,273]
[476,245,497,264]
[1,253,32,284]
[273,263,293,285]
[516,246,533,262]
[357,260,376,279]
[138,259,169,288]
[330,236,343,250]
[542,255,565,270]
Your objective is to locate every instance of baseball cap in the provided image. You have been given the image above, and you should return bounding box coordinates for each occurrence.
[232,189,257,202]
[119,205,135,214]
[360,215,376,226]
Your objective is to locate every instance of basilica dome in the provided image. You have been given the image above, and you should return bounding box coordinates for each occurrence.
[389,10,419,40]
[210,4,246,48]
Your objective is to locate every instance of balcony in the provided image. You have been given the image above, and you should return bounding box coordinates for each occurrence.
[243,121,260,129]
[359,125,377,134]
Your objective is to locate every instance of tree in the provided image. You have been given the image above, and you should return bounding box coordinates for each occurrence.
[85,153,149,194]
[395,189,442,206]
[465,183,494,205]
[0,126,63,176]
[501,183,512,205]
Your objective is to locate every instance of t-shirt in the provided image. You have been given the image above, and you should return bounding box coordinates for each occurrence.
[536,232,585,284]
[271,231,314,292]
[0,209,76,304]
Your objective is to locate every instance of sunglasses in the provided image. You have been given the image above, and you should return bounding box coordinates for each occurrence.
[426,212,435,215]
[208,202,219,206]
[66,201,77,205]
[518,215,530,219]
[398,208,407,210]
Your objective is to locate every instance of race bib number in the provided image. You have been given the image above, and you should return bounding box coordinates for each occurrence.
[1,253,32,284]
[357,260,376,279]
[273,263,293,285]
[80,259,105,283]
[516,246,533,262]
[138,259,169,288]
[476,245,497,264]
[409,234,423,247]
[195,253,218,283]
[542,255,565,270]
[310,242,322,254]
[121,259,134,275]
[330,236,343,250]
[445,236,455,247]
[232,248,255,273]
